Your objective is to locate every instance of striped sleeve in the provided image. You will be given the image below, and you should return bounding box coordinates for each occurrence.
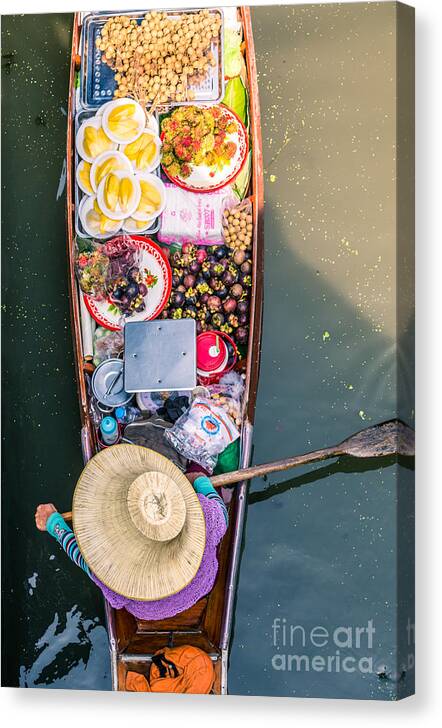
[46,512,91,577]
[193,476,228,527]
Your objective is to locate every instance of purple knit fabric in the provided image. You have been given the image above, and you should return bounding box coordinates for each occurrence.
[91,494,227,620]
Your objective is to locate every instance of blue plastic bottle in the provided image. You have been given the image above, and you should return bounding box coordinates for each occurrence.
[100,416,119,446]
[115,406,139,425]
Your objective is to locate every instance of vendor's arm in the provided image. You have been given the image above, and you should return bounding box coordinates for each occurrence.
[192,475,228,527]
[35,504,91,577]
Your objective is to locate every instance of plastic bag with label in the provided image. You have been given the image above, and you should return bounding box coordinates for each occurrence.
[164,397,240,473]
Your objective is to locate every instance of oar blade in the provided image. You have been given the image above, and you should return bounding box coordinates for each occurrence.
[340,420,415,458]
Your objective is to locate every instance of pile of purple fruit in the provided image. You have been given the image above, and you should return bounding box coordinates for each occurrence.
[108,266,148,316]
[161,242,252,346]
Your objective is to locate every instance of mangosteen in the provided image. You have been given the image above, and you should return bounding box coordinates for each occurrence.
[211,312,225,328]
[177,284,186,293]
[217,283,228,300]
[222,269,237,287]
[215,245,227,260]
[171,308,183,319]
[182,242,196,256]
[233,249,247,265]
[196,320,206,335]
[241,274,252,288]
[228,314,239,328]
[238,313,248,326]
[171,291,185,307]
[183,273,196,289]
[197,307,211,323]
[223,297,237,314]
[207,245,218,256]
[241,260,252,275]
[139,283,148,296]
[196,248,208,264]
[183,305,197,318]
[237,299,249,315]
[111,287,124,301]
[201,261,211,279]
[231,283,244,300]
[209,277,222,292]
[189,260,201,275]
[236,326,249,345]
[184,287,197,305]
[207,295,222,312]
[171,251,183,266]
[200,292,210,305]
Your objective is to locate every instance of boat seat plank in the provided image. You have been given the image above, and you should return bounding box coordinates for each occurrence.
[136,597,208,633]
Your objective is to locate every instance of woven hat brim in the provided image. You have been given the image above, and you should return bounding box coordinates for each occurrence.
[72,445,206,601]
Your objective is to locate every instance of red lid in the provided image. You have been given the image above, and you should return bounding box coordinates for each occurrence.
[197,332,229,375]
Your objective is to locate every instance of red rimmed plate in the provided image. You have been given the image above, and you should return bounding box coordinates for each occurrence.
[160,105,248,193]
[84,236,171,331]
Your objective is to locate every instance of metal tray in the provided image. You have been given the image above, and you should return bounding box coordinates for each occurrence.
[74,108,160,240]
[79,8,224,111]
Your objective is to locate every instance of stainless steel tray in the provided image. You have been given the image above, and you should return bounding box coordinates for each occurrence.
[79,8,224,111]
[74,108,160,240]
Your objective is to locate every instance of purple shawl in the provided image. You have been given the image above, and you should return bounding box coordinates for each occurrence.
[91,494,227,620]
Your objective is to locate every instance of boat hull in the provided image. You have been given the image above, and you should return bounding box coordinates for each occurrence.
[66,6,264,694]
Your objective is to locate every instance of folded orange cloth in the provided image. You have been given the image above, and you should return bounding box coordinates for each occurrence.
[126,645,214,694]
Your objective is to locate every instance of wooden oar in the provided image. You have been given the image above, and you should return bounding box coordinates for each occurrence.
[60,419,413,521]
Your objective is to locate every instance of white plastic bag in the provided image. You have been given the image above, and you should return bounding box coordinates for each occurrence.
[158,184,236,246]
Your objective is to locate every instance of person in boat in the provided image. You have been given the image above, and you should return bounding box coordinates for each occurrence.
[35,444,228,620]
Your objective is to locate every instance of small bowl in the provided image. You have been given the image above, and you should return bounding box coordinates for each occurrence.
[120,129,162,174]
[76,117,117,163]
[102,98,146,145]
[132,172,166,222]
[97,170,141,221]
[76,159,94,195]
[90,150,132,193]
[78,195,122,239]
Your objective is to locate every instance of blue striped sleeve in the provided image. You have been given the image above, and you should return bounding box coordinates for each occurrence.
[193,476,228,527]
[46,512,91,577]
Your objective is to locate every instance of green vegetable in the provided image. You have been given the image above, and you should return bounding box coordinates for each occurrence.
[222,76,248,126]
[232,150,252,200]
[224,28,244,78]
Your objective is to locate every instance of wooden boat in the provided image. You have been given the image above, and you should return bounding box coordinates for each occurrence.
[66,6,263,694]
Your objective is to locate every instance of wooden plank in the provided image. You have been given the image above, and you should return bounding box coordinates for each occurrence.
[136,598,208,633]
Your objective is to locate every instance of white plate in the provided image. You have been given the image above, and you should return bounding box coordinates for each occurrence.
[83,237,172,331]
[75,116,117,163]
[102,97,146,144]
[78,195,122,239]
[89,150,132,193]
[122,216,156,234]
[97,170,141,221]
[120,129,162,174]
[76,160,94,195]
[132,172,166,222]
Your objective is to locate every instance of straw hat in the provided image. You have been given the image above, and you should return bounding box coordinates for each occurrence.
[72,444,206,601]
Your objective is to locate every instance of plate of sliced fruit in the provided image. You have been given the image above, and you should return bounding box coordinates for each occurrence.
[83,236,172,331]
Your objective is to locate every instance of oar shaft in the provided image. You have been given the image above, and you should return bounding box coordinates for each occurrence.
[211,446,340,487]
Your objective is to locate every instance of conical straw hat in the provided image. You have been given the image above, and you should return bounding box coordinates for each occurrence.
[72,444,206,601]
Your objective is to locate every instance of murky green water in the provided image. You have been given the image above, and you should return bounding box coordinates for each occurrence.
[2,6,413,698]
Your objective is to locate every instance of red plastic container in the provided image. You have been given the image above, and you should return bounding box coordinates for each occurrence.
[196,331,237,385]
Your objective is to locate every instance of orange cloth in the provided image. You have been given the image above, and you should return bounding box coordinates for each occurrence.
[126,645,215,694]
